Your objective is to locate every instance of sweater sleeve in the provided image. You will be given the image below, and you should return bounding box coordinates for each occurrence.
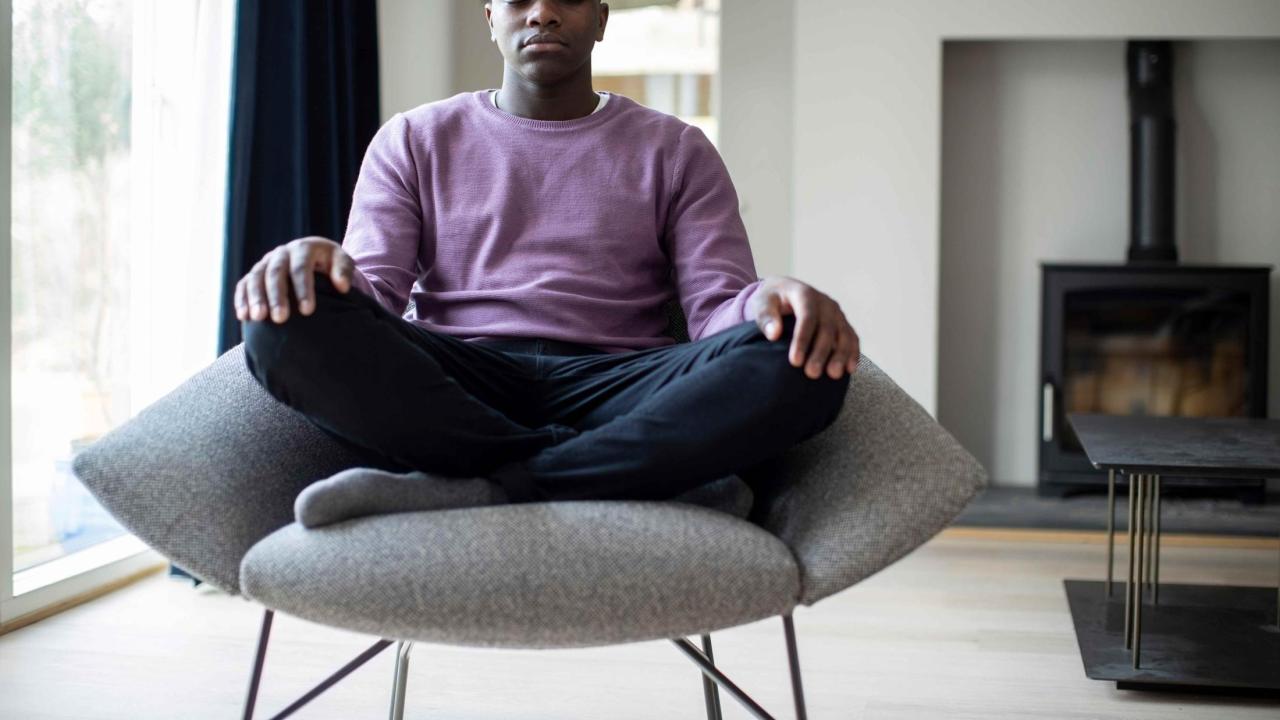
[663,124,763,341]
[341,112,423,316]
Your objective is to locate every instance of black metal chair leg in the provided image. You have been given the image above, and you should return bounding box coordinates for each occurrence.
[782,614,808,720]
[242,609,275,720]
[240,607,394,720]
[699,634,724,720]
[672,637,778,720]
[673,613,812,720]
[267,639,394,719]
[242,607,810,720]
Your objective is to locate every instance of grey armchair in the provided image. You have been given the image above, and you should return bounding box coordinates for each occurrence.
[72,306,986,720]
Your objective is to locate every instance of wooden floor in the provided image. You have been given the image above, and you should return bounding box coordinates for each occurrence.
[2,530,1278,719]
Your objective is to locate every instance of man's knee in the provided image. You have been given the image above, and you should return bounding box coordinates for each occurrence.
[815,370,851,428]
[742,314,812,372]
[241,317,288,394]
[739,314,850,426]
[310,270,349,301]
[242,273,339,387]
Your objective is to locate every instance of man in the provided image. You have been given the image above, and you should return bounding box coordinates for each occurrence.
[237,0,859,528]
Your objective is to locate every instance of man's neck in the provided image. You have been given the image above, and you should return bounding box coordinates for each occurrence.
[495,66,599,121]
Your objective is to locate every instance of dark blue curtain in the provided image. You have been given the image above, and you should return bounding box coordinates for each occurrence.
[175,1,379,586]
[216,0,381,354]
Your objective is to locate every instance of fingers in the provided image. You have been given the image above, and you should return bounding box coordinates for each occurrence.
[804,322,836,380]
[264,247,291,323]
[755,292,784,341]
[237,236,345,325]
[234,277,248,321]
[828,323,857,379]
[789,305,817,369]
[786,291,857,380]
[289,242,319,316]
[330,247,354,293]
[245,259,268,322]
[824,320,861,377]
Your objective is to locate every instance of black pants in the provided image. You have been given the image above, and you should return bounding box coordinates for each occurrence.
[242,273,850,504]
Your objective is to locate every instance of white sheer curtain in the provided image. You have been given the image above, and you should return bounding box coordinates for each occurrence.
[2,0,236,627]
[128,0,235,411]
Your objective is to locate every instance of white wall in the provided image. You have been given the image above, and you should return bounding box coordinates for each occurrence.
[792,0,1280,414]
[451,1,503,93]
[377,0,455,120]
[938,40,1280,486]
[718,1,794,279]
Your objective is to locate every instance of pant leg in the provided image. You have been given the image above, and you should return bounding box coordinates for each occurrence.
[241,272,567,477]
[488,314,851,502]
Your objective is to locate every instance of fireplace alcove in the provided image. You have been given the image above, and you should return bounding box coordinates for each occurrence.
[936,39,1280,530]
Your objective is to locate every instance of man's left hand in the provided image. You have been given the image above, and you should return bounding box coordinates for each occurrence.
[748,276,860,380]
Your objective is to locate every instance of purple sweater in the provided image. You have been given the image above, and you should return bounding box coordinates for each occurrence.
[343,90,763,353]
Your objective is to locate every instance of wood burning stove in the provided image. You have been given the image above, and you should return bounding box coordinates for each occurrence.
[1037,42,1273,499]
[1038,263,1270,497]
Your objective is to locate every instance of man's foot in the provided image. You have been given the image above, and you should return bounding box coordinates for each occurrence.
[294,467,509,528]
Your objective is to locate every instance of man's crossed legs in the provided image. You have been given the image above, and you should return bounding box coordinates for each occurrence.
[242,273,849,525]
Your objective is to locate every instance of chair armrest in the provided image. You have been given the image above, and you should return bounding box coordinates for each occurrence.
[748,356,988,606]
[71,345,363,595]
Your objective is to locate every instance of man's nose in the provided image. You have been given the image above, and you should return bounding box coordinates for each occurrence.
[525,0,561,27]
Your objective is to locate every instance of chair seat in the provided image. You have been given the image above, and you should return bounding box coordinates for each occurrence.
[239,501,800,649]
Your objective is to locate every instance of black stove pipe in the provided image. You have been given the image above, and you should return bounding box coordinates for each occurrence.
[1127,41,1178,263]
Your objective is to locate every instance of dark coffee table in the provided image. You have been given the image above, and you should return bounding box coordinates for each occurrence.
[1065,413,1280,695]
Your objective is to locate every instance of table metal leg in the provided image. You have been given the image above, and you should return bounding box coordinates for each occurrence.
[1132,474,1146,669]
[1153,475,1161,606]
[1124,472,1136,649]
[1106,469,1116,597]
[1152,471,1162,599]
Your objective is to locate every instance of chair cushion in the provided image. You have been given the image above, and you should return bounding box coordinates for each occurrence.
[240,501,799,649]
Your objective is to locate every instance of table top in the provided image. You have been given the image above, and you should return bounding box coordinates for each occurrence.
[1067,413,1280,478]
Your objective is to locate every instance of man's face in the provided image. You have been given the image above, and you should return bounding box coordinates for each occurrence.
[485,0,608,85]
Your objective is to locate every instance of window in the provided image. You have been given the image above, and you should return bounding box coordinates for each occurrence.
[593,0,719,144]
[2,0,235,627]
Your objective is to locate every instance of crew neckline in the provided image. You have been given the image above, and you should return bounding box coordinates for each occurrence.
[490,88,609,114]
[474,89,623,131]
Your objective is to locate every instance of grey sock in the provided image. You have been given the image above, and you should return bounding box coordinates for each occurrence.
[294,466,510,529]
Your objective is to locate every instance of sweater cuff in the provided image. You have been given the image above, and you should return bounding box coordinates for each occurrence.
[739,280,765,324]
[347,266,378,301]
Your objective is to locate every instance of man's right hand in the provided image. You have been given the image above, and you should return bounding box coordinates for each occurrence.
[235,235,356,324]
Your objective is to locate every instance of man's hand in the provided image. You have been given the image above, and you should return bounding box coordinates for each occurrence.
[235,235,356,324]
[749,276,860,380]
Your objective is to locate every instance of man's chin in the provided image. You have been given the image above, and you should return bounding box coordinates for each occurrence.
[517,61,586,87]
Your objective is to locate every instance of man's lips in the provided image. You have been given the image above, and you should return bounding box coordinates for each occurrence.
[523,34,567,48]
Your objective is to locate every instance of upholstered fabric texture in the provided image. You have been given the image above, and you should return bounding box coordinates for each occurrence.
[72,327,986,644]
[752,357,989,606]
[71,345,367,594]
[240,501,798,649]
